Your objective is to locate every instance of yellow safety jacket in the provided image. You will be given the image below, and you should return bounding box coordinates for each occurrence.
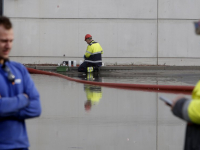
[172,80,200,124]
[84,40,103,66]
[188,81,200,124]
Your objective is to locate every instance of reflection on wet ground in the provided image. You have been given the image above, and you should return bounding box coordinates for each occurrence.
[27,70,198,150]
[84,84,102,112]
[59,70,200,85]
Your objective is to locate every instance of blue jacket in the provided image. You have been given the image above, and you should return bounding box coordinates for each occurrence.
[0,61,42,149]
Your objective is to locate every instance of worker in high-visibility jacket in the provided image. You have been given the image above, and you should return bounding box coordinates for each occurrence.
[78,34,103,72]
[172,81,200,124]
[171,80,200,150]
[171,20,200,150]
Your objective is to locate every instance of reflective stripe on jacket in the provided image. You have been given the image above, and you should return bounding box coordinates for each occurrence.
[84,40,103,64]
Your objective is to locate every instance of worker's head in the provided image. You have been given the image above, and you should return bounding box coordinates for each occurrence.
[0,16,13,60]
[85,34,92,44]
[84,100,92,111]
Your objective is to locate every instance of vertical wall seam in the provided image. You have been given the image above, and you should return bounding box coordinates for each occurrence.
[156,1,159,148]
[157,0,159,65]
[156,92,158,150]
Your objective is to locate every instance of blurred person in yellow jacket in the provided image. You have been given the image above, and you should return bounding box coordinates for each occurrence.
[78,34,103,73]
[171,81,200,150]
[171,20,200,150]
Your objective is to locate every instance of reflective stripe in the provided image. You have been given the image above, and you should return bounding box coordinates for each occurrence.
[86,51,102,55]
[85,60,102,63]
[91,52,102,55]
[86,51,92,54]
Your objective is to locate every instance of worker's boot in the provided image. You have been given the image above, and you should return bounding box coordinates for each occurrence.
[87,67,93,73]
[93,66,99,72]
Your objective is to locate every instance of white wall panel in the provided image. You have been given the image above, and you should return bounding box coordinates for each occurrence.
[78,0,157,18]
[10,57,157,65]
[4,0,200,66]
[158,20,200,57]
[117,20,157,57]
[11,19,40,56]
[10,19,157,58]
[158,58,200,66]
[4,0,157,18]
[39,20,79,57]
[39,0,79,18]
[4,1,41,18]
[159,0,200,19]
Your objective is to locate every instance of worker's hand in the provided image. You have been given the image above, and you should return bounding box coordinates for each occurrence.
[171,94,185,109]
[23,93,29,99]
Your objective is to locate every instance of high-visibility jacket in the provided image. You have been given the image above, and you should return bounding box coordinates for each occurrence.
[84,40,103,66]
[188,81,200,124]
[172,80,200,124]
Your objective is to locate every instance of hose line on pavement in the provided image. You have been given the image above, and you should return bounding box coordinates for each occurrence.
[27,68,194,95]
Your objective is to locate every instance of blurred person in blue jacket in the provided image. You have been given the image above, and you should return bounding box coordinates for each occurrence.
[0,16,42,150]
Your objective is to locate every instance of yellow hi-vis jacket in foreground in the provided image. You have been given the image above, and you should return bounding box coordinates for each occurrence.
[84,40,103,66]
[172,80,200,124]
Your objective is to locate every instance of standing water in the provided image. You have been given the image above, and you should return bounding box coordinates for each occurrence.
[27,70,196,150]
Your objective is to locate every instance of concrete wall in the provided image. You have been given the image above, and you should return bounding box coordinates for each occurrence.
[3,0,200,66]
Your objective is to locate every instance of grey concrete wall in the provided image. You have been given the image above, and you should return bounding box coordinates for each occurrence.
[3,0,200,66]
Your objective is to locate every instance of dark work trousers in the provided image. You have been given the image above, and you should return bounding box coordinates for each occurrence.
[184,123,200,150]
[78,61,100,72]
[78,61,89,72]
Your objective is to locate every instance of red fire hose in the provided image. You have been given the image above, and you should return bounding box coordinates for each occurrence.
[27,68,194,95]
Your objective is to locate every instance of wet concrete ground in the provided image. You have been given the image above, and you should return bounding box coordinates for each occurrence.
[27,70,200,150]
[61,69,200,85]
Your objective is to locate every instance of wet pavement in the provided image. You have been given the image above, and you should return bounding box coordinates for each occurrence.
[27,70,200,150]
[61,69,200,85]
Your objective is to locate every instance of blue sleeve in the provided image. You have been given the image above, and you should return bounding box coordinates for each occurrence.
[0,65,42,119]
[14,66,42,119]
[0,94,29,116]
